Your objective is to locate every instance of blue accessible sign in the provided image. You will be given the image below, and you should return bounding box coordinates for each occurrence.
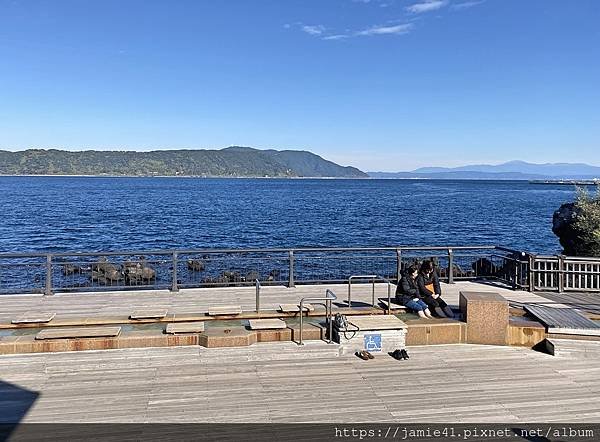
[364,333,382,352]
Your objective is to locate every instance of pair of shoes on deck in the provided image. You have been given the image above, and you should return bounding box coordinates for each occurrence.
[355,350,374,360]
[389,349,409,360]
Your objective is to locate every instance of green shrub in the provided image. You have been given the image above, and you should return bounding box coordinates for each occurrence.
[571,186,600,256]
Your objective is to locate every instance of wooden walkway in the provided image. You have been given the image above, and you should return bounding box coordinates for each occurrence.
[1,343,600,423]
[0,281,556,324]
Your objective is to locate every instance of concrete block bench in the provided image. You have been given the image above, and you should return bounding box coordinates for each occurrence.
[459,291,508,345]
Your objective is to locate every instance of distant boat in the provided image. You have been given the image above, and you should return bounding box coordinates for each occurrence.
[529,179,600,185]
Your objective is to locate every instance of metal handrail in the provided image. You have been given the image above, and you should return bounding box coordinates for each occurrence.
[298,289,337,346]
[0,245,520,296]
[0,245,499,259]
[255,279,261,313]
[347,275,377,308]
[347,275,394,313]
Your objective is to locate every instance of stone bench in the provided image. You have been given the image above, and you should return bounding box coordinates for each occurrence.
[278,304,315,313]
[248,319,287,330]
[35,326,122,340]
[166,322,205,334]
[208,305,243,316]
[12,313,56,324]
[130,309,168,319]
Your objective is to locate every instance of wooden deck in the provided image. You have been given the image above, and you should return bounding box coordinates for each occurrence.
[0,281,559,325]
[1,343,600,423]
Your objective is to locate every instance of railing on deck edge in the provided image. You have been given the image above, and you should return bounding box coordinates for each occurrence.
[0,245,533,295]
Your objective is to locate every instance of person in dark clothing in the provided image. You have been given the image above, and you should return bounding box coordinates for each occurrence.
[396,265,433,319]
[416,260,455,318]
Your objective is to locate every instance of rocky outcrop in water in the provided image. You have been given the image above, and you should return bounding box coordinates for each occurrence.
[187,259,205,272]
[553,202,580,255]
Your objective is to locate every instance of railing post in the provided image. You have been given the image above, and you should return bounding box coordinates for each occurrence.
[45,254,53,296]
[558,255,565,293]
[528,254,536,292]
[288,250,295,288]
[171,252,179,292]
[447,248,454,284]
[396,249,402,281]
[255,280,260,313]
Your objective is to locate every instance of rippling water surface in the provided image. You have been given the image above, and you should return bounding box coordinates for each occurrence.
[0,177,577,254]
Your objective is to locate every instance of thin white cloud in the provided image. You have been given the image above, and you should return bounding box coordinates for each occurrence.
[356,23,413,36]
[322,34,350,41]
[451,0,485,10]
[301,25,326,35]
[406,0,448,14]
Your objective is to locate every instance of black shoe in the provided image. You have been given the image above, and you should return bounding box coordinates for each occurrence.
[400,349,409,360]
[389,349,403,360]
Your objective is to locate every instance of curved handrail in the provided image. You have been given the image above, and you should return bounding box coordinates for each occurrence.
[347,275,377,308]
[347,275,394,313]
[298,289,337,346]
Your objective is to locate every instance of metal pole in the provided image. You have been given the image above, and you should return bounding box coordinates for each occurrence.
[396,249,402,281]
[447,248,454,284]
[327,298,332,344]
[45,254,53,296]
[389,281,393,315]
[255,279,260,313]
[298,299,304,345]
[347,278,352,307]
[171,252,179,292]
[288,250,295,288]
[371,277,375,307]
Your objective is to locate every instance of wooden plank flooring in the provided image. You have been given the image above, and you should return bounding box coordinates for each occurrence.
[1,343,600,423]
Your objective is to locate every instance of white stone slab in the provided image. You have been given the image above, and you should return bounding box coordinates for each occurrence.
[12,313,56,324]
[35,326,121,340]
[347,315,408,331]
[208,305,242,316]
[378,298,407,311]
[278,303,314,313]
[248,319,287,330]
[130,309,168,319]
[166,322,205,334]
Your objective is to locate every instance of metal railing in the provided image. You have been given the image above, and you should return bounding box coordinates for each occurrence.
[298,289,337,346]
[255,279,261,312]
[530,255,600,292]
[0,245,527,295]
[347,274,393,313]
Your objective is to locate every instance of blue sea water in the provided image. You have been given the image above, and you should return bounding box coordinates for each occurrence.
[0,177,578,255]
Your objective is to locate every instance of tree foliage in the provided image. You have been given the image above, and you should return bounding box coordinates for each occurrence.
[571,186,600,256]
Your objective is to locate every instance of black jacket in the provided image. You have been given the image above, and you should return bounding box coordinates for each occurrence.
[395,273,421,305]
[416,272,441,298]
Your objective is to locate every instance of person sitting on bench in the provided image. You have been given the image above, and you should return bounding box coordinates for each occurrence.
[396,265,433,319]
[416,260,454,318]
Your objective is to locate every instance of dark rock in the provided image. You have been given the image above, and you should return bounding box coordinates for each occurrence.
[246,271,260,282]
[553,202,580,255]
[187,259,205,272]
[62,264,82,275]
[472,258,497,276]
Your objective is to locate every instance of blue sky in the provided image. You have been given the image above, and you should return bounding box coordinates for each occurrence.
[0,0,598,171]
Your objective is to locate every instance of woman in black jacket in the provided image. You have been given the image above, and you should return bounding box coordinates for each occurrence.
[416,260,455,318]
[396,265,433,319]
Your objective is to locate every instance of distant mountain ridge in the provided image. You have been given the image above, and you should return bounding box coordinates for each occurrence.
[0,147,367,178]
[369,160,600,180]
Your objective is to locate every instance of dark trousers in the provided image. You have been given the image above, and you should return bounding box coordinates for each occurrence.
[423,295,448,310]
